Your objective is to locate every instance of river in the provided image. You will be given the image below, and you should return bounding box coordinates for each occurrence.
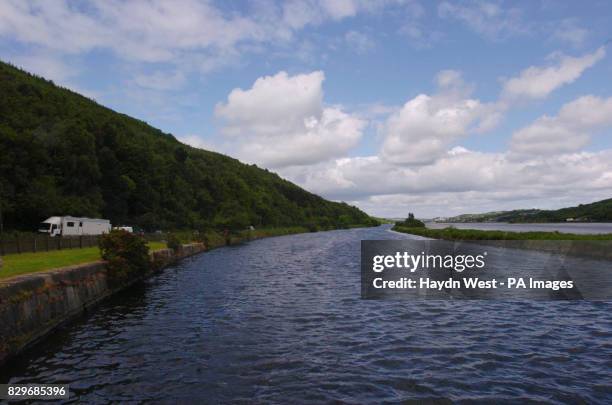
[2,225,611,403]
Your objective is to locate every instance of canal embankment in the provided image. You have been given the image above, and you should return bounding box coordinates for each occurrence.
[0,243,205,366]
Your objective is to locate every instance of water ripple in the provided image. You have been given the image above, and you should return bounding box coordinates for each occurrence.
[2,226,611,403]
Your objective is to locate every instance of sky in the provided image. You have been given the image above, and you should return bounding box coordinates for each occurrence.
[1,0,612,218]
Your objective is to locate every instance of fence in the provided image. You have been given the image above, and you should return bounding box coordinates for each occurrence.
[0,235,102,256]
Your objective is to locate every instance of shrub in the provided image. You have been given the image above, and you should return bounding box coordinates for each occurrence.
[195,232,209,246]
[166,233,181,252]
[99,230,149,283]
[306,222,319,232]
[194,227,212,245]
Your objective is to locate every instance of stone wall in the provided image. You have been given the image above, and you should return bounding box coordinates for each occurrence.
[0,243,205,366]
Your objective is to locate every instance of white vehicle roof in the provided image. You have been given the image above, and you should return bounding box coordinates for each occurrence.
[43,216,110,224]
[42,216,62,223]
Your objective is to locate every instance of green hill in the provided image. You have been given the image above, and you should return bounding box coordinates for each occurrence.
[518,198,612,222]
[441,199,612,223]
[0,61,375,232]
[440,209,542,223]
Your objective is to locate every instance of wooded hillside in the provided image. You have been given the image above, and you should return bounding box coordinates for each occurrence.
[0,61,375,231]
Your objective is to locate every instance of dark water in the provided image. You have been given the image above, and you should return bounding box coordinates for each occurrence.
[428,222,612,234]
[2,225,612,403]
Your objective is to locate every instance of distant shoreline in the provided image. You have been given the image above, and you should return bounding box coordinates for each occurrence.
[429,221,612,224]
[392,225,612,261]
[423,222,612,235]
[394,225,612,240]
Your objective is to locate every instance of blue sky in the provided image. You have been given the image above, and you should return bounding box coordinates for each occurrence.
[1,0,612,217]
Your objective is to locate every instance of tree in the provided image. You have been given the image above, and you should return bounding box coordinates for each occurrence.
[397,212,425,228]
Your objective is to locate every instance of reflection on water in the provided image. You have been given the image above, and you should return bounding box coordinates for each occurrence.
[1,225,611,403]
[428,222,612,234]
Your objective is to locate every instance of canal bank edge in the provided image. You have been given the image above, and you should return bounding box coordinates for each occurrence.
[0,243,206,367]
[392,226,612,261]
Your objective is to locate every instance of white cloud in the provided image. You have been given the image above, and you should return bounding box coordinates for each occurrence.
[502,47,606,100]
[0,0,402,87]
[511,95,612,155]
[216,71,324,137]
[395,0,441,48]
[279,148,612,217]
[435,69,463,88]
[4,50,102,99]
[283,149,512,199]
[0,1,108,53]
[438,0,529,40]
[551,19,589,48]
[510,118,589,155]
[344,30,375,54]
[282,1,341,29]
[270,63,611,216]
[215,71,365,168]
[380,70,500,165]
[279,0,406,31]
[352,102,400,122]
[176,134,217,151]
[319,0,358,20]
[133,70,186,91]
[6,51,79,84]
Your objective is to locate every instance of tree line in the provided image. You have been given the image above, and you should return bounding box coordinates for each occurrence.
[0,61,376,232]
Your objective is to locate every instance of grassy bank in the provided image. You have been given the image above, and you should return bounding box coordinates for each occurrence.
[392,225,612,240]
[392,225,612,261]
[1,221,382,281]
[1,224,377,280]
[0,241,166,280]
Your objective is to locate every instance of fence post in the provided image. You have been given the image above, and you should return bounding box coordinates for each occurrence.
[46,236,49,251]
[16,236,21,254]
[57,237,61,250]
[0,239,4,256]
[33,237,37,253]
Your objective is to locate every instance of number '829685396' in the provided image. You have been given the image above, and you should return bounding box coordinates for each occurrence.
[3,384,69,399]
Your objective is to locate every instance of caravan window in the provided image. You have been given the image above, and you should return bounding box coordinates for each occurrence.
[67,222,75,227]
[79,222,83,227]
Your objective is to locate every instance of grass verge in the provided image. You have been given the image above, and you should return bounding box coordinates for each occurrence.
[1,223,378,281]
[0,241,166,280]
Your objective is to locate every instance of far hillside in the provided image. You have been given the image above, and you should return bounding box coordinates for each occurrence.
[0,61,376,232]
[438,198,612,223]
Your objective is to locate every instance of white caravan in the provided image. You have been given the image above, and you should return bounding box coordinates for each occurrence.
[38,216,111,237]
